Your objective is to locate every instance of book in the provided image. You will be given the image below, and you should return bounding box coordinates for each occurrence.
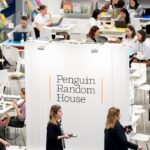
[63,1,73,13]
[73,2,81,14]
[0,13,8,26]
[2,0,8,8]
[35,0,41,6]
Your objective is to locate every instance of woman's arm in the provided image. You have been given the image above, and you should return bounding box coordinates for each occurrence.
[114,122,138,149]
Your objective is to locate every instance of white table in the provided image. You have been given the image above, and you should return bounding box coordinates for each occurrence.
[40,23,75,39]
[100,25,125,37]
[7,145,26,150]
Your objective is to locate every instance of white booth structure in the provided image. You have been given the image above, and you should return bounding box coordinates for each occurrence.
[25,41,129,150]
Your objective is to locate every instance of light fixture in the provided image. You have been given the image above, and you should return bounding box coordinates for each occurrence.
[91,43,104,53]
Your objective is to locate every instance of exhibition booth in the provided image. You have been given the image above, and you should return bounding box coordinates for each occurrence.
[25,41,129,149]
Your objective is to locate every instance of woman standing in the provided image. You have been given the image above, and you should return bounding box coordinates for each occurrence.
[104,107,142,150]
[46,105,69,150]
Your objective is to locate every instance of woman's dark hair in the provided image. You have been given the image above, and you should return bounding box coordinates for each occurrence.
[111,0,125,8]
[38,4,47,11]
[88,26,99,39]
[92,9,101,20]
[137,29,146,42]
[120,8,130,24]
[125,25,136,39]
[21,88,25,95]
[129,0,139,10]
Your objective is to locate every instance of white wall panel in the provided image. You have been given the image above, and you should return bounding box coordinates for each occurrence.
[25,42,129,150]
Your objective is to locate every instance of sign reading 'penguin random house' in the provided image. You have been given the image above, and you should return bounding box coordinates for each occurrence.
[49,74,103,103]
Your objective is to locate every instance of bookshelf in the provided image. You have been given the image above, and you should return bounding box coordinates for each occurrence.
[0,0,17,42]
[24,0,42,19]
[62,0,93,19]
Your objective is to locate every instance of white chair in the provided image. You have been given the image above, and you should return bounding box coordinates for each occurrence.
[131,133,150,150]
[2,46,24,89]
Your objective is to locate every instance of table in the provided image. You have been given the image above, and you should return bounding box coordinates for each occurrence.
[100,25,125,37]
[40,23,75,39]
[2,40,24,51]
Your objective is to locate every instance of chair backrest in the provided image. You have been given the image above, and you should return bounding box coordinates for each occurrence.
[2,46,19,66]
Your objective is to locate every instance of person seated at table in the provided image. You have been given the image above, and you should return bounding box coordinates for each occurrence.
[131,29,150,63]
[104,107,142,150]
[5,88,26,128]
[9,16,35,40]
[0,138,9,150]
[87,26,108,43]
[126,0,143,17]
[116,8,130,24]
[102,0,125,12]
[33,4,52,38]
[89,9,101,28]
[122,25,136,46]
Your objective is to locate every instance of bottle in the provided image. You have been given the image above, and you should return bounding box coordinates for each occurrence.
[21,33,24,44]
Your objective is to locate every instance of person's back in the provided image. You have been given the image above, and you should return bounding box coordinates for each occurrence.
[104,128,119,150]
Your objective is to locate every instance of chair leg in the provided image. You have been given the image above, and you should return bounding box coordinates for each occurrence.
[146,142,149,150]
[21,129,25,145]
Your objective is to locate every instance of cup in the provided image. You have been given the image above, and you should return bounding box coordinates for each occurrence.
[52,34,56,40]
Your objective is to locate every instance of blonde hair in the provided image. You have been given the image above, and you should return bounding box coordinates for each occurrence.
[49,104,61,125]
[105,107,120,129]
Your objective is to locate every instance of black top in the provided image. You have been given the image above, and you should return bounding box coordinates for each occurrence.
[113,0,125,8]
[104,121,138,150]
[46,122,63,150]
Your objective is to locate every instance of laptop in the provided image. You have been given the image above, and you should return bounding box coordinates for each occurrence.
[115,21,127,28]
[48,17,63,27]
[13,32,27,42]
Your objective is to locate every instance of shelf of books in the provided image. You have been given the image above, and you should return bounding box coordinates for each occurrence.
[0,0,9,30]
[63,0,93,18]
[24,0,41,18]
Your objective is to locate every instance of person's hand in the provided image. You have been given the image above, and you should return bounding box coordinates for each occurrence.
[138,145,142,150]
[3,140,10,146]
[12,99,17,104]
[63,134,70,139]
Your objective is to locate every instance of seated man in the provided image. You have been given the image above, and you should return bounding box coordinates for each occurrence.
[9,16,35,40]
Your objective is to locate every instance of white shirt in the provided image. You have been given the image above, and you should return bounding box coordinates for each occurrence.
[122,37,136,55]
[134,38,150,60]
[33,13,50,27]
[89,17,101,28]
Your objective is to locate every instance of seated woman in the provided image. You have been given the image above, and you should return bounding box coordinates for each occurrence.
[116,8,130,25]
[126,0,143,17]
[5,88,26,128]
[122,25,136,46]
[89,9,101,28]
[131,29,150,63]
[101,0,125,12]
[104,107,142,150]
[87,26,108,43]
[33,5,52,38]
